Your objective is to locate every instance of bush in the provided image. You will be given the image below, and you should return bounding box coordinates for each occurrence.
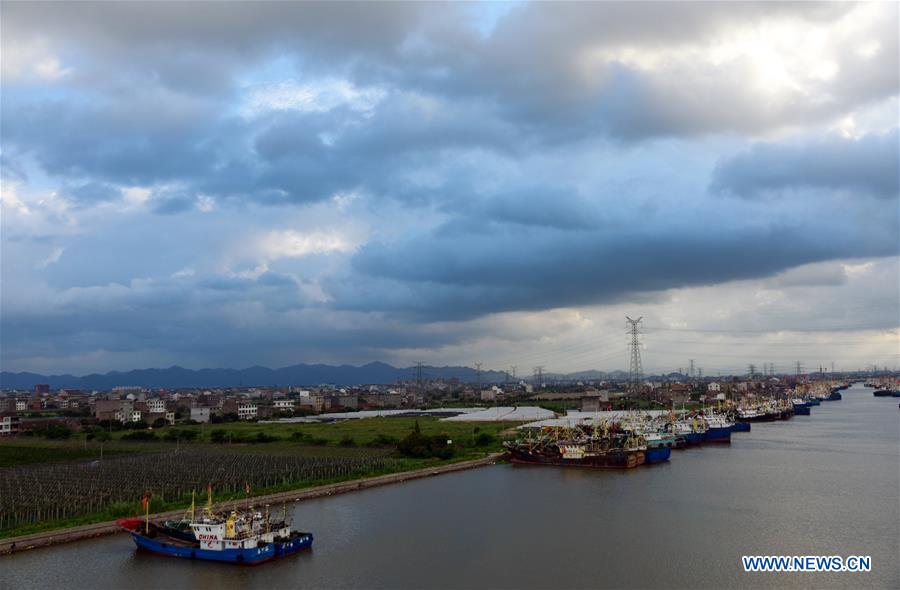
[308,437,329,446]
[253,432,277,443]
[151,418,168,428]
[397,421,454,459]
[121,430,158,441]
[40,424,74,440]
[162,428,198,442]
[474,432,496,447]
[86,427,112,442]
[210,429,227,443]
[338,436,357,447]
[366,434,399,448]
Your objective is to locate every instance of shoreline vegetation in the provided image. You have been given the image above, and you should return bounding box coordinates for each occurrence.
[0,417,518,541]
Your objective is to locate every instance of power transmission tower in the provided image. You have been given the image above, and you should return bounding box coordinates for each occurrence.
[510,365,517,382]
[795,361,803,381]
[689,359,695,379]
[748,364,756,379]
[697,367,703,379]
[533,366,544,388]
[626,316,643,389]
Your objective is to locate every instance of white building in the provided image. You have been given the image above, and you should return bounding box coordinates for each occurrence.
[238,402,258,420]
[273,399,295,411]
[147,398,166,413]
[190,407,211,423]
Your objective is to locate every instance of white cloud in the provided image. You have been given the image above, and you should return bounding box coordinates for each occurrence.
[35,246,65,269]
[1,39,69,82]
[240,79,385,118]
[258,229,356,260]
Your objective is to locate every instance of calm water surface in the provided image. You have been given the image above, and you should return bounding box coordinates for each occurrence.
[4,383,898,589]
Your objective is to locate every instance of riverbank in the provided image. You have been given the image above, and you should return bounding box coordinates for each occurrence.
[0,452,503,556]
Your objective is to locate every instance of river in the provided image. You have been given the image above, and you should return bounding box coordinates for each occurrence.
[4,383,898,589]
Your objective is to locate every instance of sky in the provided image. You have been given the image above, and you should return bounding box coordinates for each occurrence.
[1,1,898,376]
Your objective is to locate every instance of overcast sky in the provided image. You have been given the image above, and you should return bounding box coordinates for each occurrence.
[1,1,898,376]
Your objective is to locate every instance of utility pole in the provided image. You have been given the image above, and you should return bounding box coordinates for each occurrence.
[626,316,644,390]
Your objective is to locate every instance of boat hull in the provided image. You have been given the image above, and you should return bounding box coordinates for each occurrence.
[507,449,646,469]
[679,432,703,446]
[792,405,811,415]
[129,531,312,565]
[730,422,751,433]
[702,427,731,444]
[644,446,671,464]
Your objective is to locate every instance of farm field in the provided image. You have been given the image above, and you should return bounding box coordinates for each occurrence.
[0,417,520,539]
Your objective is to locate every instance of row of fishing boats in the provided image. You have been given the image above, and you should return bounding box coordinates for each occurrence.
[504,383,850,469]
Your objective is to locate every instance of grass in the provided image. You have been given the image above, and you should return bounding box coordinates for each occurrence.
[98,416,520,448]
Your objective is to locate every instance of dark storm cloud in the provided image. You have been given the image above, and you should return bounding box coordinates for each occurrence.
[712,129,900,198]
[346,211,898,320]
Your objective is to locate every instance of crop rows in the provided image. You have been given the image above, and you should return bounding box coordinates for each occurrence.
[0,450,398,531]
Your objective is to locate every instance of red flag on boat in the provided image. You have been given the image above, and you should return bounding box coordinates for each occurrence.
[245,481,251,494]
[141,491,152,511]
[207,483,212,495]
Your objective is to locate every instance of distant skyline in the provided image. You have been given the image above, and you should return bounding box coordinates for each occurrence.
[2,2,898,375]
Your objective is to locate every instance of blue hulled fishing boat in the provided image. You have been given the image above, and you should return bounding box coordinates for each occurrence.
[119,491,312,565]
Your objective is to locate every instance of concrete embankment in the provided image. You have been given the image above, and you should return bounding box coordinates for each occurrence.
[1,453,503,556]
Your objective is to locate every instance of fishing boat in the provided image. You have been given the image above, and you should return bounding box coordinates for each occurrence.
[729,421,751,433]
[824,389,842,401]
[643,443,672,464]
[873,389,895,397]
[504,423,647,469]
[792,399,811,415]
[118,490,313,565]
[701,413,733,443]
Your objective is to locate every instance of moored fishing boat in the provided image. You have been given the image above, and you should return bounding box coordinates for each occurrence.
[729,421,751,433]
[791,398,811,415]
[701,412,733,443]
[643,444,672,464]
[118,491,313,565]
[504,423,647,469]
[824,389,842,401]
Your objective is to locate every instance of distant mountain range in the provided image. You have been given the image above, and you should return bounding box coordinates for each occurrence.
[1,362,536,390]
[0,363,637,390]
